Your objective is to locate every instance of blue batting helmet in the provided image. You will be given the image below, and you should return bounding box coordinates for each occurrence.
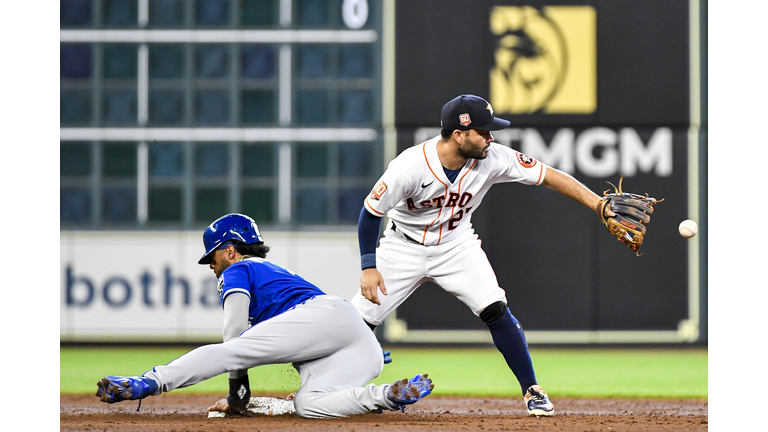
[198,213,264,265]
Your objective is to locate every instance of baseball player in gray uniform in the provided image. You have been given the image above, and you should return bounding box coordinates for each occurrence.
[353,94,617,417]
[96,213,434,418]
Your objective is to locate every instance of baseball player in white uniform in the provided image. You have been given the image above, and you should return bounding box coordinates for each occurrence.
[352,94,616,417]
[96,213,434,418]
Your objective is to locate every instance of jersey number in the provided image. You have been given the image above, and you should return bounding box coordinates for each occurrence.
[448,206,472,230]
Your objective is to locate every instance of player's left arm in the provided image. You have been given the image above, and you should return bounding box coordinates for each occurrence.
[222,292,250,343]
[220,278,253,413]
[541,168,615,218]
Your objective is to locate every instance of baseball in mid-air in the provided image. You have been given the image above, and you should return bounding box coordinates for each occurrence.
[678,220,698,238]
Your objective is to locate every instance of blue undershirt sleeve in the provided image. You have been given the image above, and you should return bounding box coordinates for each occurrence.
[358,206,382,270]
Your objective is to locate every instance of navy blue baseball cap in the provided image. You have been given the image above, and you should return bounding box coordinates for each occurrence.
[440,94,510,131]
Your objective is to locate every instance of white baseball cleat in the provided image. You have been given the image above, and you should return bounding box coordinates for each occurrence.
[524,385,554,416]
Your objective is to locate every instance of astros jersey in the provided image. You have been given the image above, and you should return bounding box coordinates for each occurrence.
[364,136,547,246]
[217,258,325,326]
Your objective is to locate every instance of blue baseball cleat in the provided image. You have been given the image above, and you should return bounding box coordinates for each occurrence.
[96,376,158,404]
[386,374,434,412]
[524,385,554,417]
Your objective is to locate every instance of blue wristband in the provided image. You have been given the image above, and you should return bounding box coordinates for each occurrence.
[361,253,377,270]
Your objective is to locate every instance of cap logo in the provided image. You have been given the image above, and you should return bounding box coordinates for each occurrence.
[459,113,471,127]
[486,103,494,115]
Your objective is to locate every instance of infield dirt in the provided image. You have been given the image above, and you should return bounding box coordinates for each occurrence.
[61,392,707,431]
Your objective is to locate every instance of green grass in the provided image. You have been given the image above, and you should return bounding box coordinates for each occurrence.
[61,346,707,399]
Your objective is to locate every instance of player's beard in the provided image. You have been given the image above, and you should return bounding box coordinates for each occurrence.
[458,140,490,160]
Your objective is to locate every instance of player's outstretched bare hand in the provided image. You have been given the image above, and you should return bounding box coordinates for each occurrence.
[207,398,230,413]
[361,268,387,305]
[207,398,255,416]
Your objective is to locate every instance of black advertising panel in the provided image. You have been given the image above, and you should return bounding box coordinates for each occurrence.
[394,0,689,131]
[596,1,689,126]
[389,1,696,343]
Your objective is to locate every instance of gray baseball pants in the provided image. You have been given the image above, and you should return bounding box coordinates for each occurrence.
[144,295,397,418]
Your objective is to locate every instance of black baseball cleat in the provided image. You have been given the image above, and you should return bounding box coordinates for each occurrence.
[524,385,554,416]
[96,375,158,404]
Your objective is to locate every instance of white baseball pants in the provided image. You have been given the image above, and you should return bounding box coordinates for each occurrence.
[352,228,507,325]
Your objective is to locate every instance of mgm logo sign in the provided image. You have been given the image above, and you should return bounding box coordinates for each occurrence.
[490,6,596,114]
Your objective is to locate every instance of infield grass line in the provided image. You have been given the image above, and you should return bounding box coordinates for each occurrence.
[61,346,707,399]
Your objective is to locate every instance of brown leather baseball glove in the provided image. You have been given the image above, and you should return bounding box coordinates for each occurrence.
[595,177,663,256]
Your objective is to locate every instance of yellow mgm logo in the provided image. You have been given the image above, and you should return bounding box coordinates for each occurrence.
[490,6,596,114]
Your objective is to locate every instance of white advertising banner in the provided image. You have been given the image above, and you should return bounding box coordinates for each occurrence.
[61,230,362,342]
